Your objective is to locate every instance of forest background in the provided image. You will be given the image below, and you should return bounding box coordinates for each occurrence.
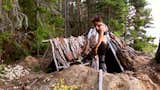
[0,0,157,63]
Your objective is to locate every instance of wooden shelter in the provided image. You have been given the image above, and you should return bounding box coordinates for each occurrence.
[42,28,149,72]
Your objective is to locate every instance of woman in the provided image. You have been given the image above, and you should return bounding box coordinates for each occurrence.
[92,16,108,72]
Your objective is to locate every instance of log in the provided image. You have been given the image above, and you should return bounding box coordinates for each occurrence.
[50,40,59,71]
[59,38,74,61]
[42,36,86,71]
[53,38,69,67]
[69,37,78,59]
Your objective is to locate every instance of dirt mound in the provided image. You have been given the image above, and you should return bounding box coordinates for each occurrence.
[135,63,160,85]
[0,64,159,90]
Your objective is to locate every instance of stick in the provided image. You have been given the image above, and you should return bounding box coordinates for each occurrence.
[99,69,103,90]
[42,39,50,43]
[50,39,59,71]
[42,44,50,59]
[28,79,38,87]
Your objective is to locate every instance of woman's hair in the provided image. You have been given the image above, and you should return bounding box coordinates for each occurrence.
[92,15,103,23]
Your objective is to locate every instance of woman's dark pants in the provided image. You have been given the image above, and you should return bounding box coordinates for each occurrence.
[98,42,107,72]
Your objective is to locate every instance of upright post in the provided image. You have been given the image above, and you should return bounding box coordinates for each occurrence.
[99,69,103,90]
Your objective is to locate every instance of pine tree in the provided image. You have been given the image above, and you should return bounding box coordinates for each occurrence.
[126,0,155,53]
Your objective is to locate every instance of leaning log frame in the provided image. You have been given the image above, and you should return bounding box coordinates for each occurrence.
[42,33,125,72]
[42,37,86,71]
[42,28,141,72]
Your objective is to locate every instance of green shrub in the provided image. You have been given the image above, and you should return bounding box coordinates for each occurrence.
[2,0,13,11]
[133,39,157,55]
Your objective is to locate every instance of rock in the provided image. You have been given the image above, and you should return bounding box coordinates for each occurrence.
[26,65,159,90]
[24,56,40,67]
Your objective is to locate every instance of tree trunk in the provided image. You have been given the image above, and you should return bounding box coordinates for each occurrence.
[58,0,62,12]
[0,0,2,15]
[36,0,40,56]
[64,0,70,37]
[77,0,82,35]
[86,0,96,21]
[155,41,160,63]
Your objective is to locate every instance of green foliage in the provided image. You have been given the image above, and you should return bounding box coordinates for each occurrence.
[133,38,157,55]
[0,0,155,63]
[0,32,10,41]
[0,32,11,54]
[37,6,50,13]
[19,0,36,28]
[45,0,57,3]
[2,39,30,64]
[124,0,155,54]
[13,41,30,59]
[52,16,64,27]
[36,21,51,41]
[18,0,64,56]
[129,0,147,9]
[0,31,31,63]
[2,0,13,11]
[143,44,157,56]
[108,19,125,32]
[133,39,146,51]
[1,0,64,63]
[114,31,122,37]
[96,0,128,34]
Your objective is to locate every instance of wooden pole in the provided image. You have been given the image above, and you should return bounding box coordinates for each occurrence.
[106,34,124,72]
[49,39,59,71]
[77,0,82,35]
[64,0,69,37]
[99,69,103,90]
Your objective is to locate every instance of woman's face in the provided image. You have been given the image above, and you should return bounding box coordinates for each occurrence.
[94,21,102,30]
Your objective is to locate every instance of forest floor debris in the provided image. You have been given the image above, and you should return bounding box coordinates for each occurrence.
[0,65,30,81]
